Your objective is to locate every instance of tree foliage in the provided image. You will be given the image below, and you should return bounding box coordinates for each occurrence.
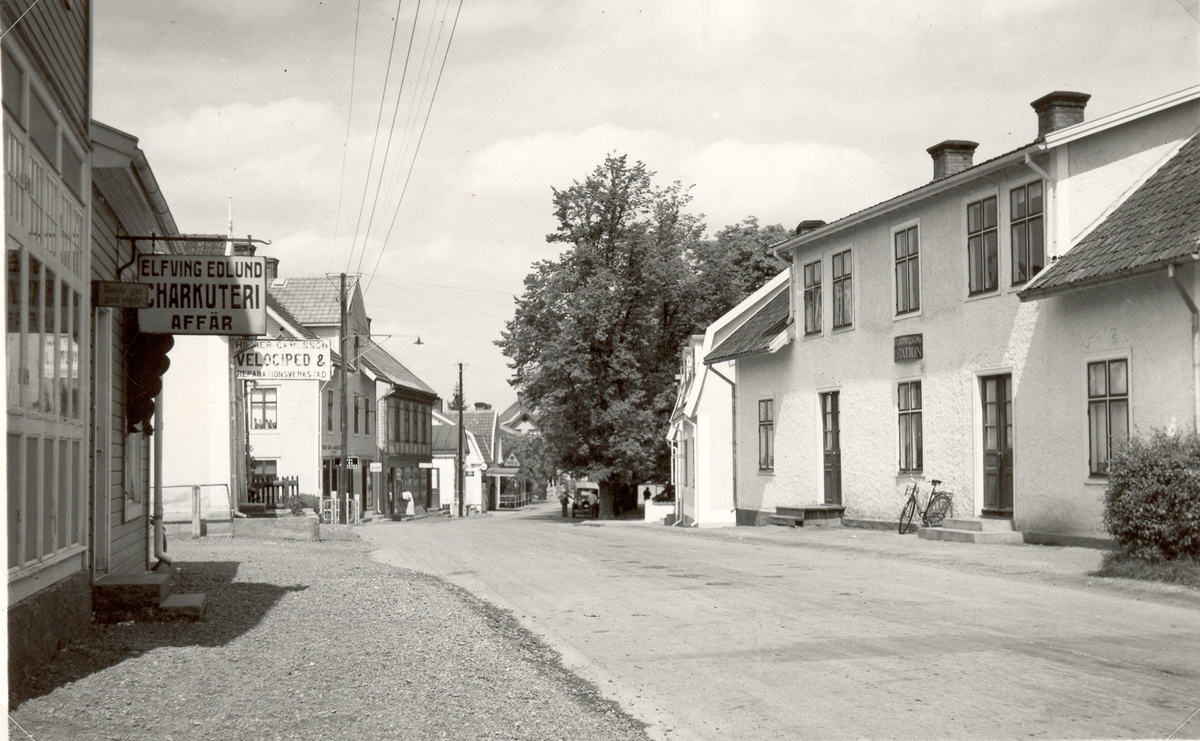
[499,153,788,516]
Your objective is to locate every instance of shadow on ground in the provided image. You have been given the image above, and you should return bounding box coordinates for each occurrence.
[9,560,307,708]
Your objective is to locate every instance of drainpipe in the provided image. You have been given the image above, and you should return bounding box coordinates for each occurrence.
[153,391,171,568]
[1168,260,1200,431]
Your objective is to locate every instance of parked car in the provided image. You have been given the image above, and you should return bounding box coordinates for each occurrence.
[570,481,600,518]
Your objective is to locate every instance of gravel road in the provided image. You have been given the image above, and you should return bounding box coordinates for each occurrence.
[9,534,650,741]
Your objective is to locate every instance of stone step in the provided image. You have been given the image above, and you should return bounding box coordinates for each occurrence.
[942,517,1016,532]
[917,526,1025,544]
[160,593,206,619]
[768,514,802,527]
[93,572,173,615]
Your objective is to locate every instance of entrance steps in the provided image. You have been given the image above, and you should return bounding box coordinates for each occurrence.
[768,505,845,528]
[92,571,207,622]
[918,517,1024,544]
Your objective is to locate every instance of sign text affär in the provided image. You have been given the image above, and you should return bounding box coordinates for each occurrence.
[137,255,267,335]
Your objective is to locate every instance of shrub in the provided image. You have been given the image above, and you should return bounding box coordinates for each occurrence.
[1104,429,1200,562]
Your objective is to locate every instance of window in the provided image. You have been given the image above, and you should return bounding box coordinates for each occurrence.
[1011,181,1044,285]
[1088,359,1128,476]
[967,195,998,294]
[898,381,922,472]
[5,48,88,574]
[894,225,920,315]
[353,394,361,434]
[326,389,334,431]
[832,249,852,329]
[387,397,401,444]
[365,397,374,436]
[803,260,821,335]
[250,387,277,430]
[758,399,774,471]
[252,459,278,477]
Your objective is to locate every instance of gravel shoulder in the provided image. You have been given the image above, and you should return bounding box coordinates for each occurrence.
[9,535,650,741]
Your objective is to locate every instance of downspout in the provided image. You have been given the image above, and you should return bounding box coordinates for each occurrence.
[153,391,171,568]
[1168,260,1200,431]
[707,365,738,520]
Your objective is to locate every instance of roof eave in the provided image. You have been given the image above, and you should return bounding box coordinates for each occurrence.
[1019,257,1182,301]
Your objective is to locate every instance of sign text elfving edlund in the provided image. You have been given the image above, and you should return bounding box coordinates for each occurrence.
[233,339,331,381]
[137,255,266,335]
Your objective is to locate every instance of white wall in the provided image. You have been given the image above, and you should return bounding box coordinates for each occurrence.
[247,378,322,496]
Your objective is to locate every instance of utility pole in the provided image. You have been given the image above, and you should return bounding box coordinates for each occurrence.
[456,362,464,518]
[339,273,349,525]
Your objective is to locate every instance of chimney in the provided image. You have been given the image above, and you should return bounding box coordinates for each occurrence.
[264,256,279,281]
[1031,91,1090,139]
[473,402,492,410]
[926,140,979,181]
[794,220,826,236]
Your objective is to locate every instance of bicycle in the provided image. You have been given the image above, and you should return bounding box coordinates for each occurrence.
[898,478,954,534]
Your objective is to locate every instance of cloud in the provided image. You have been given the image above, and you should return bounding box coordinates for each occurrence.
[464,124,897,234]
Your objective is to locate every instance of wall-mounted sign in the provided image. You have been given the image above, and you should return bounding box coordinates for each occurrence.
[233,339,331,380]
[137,255,266,335]
[418,462,435,469]
[346,456,360,469]
[894,333,923,362]
[93,281,150,308]
[369,461,383,473]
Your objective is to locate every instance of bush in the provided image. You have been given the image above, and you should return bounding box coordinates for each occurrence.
[1104,429,1200,562]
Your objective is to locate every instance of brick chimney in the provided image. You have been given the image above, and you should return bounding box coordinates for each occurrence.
[794,219,826,236]
[926,140,979,181]
[1031,91,1090,139]
[264,256,279,281]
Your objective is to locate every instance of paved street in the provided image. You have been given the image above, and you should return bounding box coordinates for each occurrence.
[366,503,1200,741]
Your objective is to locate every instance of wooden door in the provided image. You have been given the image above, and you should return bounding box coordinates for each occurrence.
[822,392,842,506]
[982,374,1013,517]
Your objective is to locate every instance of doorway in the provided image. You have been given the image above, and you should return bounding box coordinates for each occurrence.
[821,391,841,506]
[981,374,1013,518]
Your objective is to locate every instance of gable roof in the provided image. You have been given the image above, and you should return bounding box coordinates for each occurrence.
[266,292,318,339]
[461,408,498,463]
[705,290,791,364]
[268,276,360,326]
[1020,133,1200,300]
[359,340,438,397]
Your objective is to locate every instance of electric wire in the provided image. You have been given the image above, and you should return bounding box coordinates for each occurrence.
[364,0,464,294]
[344,0,407,275]
[0,0,43,41]
[352,0,425,277]
[329,0,364,272]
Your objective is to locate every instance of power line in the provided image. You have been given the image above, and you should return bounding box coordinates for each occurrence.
[329,0,364,272]
[354,0,426,277]
[345,0,407,275]
[365,0,464,294]
[0,0,43,41]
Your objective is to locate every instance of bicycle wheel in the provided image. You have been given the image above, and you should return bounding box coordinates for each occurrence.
[924,492,953,527]
[898,498,917,534]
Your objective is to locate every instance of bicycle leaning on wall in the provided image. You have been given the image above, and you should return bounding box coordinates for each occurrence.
[898,478,954,534]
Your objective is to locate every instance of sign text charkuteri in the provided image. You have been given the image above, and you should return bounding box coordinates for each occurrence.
[137,255,267,335]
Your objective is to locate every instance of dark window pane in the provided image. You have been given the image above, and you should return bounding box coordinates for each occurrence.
[1029,216,1044,274]
[1011,187,1026,220]
[895,230,906,260]
[984,196,997,229]
[3,50,23,120]
[1088,362,1106,397]
[29,93,56,166]
[1012,224,1027,284]
[61,142,83,200]
[984,231,998,290]
[1109,359,1128,396]
[1029,181,1043,214]
[909,260,920,309]
[8,434,20,568]
[968,202,981,233]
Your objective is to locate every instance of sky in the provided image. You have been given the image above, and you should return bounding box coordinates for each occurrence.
[94,0,1200,407]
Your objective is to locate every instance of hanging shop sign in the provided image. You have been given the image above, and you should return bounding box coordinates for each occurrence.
[894,333,924,362]
[233,339,331,380]
[369,462,383,473]
[93,280,151,308]
[137,255,266,335]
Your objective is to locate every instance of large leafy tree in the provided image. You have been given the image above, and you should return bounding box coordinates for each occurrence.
[500,154,791,517]
[499,154,704,516]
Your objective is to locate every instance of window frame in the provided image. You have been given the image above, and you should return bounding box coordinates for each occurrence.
[802,258,822,336]
[966,194,999,295]
[897,380,923,473]
[1010,180,1045,286]
[249,386,278,431]
[758,398,774,472]
[893,222,921,317]
[1087,358,1129,477]
[831,249,853,330]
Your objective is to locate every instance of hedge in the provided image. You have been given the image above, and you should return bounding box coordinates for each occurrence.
[1104,430,1200,562]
